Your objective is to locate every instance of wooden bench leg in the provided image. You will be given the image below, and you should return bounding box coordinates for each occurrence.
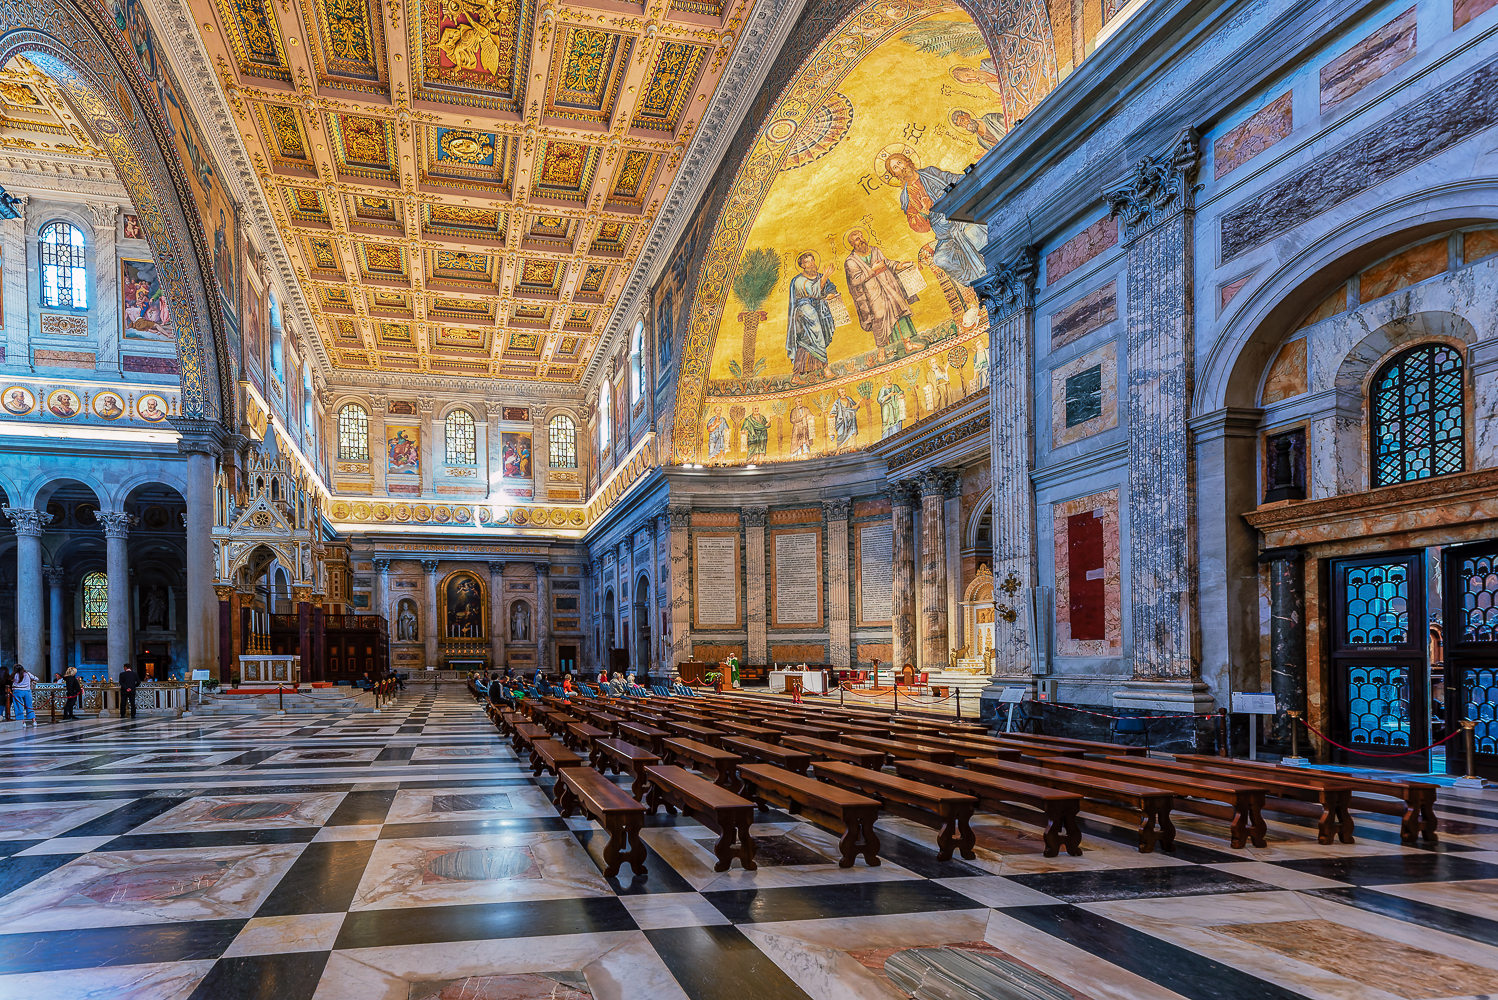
[1248,794,1268,848]
[622,815,648,878]
[1417,791,1439,845]
[554,779,578,818]
[836,813,881,868]
[1041,802,1078,858]
[1137,808,1158,854]
[601,816,625,878]
[737,818,758,871]
[1399,802,1419,845]
[935,816,957,862]
[1061,805,1083,856]
[1156,805,1177,852]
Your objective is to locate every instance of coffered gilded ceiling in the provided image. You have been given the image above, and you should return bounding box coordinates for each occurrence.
[194,0,756,389]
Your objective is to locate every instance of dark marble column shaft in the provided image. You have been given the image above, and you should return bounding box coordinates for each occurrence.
[1264,548,1307,742]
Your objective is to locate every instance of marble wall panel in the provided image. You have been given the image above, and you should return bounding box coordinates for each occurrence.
[1296,284,1348,331]
[1045,215,1117,286]
[1049,281,1117,350]
[1222,54,1498,262]
[1474,364,1498,469]
[1260,338,1308,403]
[770,643,825,662]
[1214,92,1293,178]
[1051,342,1119,447]
[1320,7,1417,112]
[1359,236,1448,301]
[1052,489,1121,657]
[1464,225,1498,263]
[1219,274,1251,311]
[1456,0,1498,28]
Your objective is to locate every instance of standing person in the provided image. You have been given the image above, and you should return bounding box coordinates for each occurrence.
[118,664,138,720]
[62,666,82,720]
[11,666,37,726]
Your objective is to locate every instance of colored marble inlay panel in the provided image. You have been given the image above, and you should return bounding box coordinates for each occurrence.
[124,354,181,374]
[1360,236,1448,301]
[1297,284,1347,329]
[1052,489,1121,657]
[1050,342,1117,447]
[1046,215,1117,286]
[1261,338,1307,403]
[1214,92,1292,178]
[1219,275,1251,311]
[1049,280,1116,350]
[1464,225,1498,262]
[1222,55,1498,261]
[1456,0,1498,28]
[1320,8,1417,112]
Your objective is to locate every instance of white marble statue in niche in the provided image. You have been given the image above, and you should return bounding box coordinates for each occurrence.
[510,601,531,642]
[396,599,419,641]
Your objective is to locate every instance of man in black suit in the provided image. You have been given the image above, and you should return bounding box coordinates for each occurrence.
[118,664,138,719]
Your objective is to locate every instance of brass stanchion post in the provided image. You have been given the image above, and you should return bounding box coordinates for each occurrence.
[1456,719,1490,789]
[1284,709,1307,765]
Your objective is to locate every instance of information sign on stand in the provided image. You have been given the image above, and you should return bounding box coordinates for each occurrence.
[998,686,1028,733]
[1230,692,1277,760]
[189,669,210,715]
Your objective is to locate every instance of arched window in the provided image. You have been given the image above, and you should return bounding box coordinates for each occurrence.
[1370,343,1465,487]
[269,291,285,381]
[630,319,645,403]
[445,408,476,466]
[598,378,612,451]
[549,414,577,468]
[40,221,88,309]
[337,402,370,462]
[303,368,316,452]
[82,571,107,628]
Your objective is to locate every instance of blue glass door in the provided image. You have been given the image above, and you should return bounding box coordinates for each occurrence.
[1443,541,1498,778]
[1331,553,1427,765]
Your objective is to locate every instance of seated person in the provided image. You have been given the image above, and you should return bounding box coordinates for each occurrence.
[356,671,373,691]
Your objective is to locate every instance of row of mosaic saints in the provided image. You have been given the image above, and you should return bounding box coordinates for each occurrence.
[704,35,1004,464]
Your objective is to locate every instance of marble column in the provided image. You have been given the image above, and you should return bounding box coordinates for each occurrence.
[1103,128,1212,711]
[654,513,669,671]
[177,427,222,677]
[45,566,64,681]
[421,559,439,669]
[974,247,1040,684]
[667,505,692,668]
[744,507,768,665]
[1263,548,1306,743]
[214,584,234,679]
[918,471,956,670]
[888,482,919,675]
[372,558,390,624]
[824,498,852,669]
[96,510,133,674]
[535,563,551,671]
[488,561,506,669]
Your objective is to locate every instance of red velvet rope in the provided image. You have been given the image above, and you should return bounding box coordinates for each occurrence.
[1299,716,1463,757]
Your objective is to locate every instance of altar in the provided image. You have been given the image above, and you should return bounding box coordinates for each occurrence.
[769,668,828,695]
[239,654,301,687]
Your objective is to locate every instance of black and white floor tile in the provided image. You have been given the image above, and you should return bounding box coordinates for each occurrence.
[0,693,1496,999]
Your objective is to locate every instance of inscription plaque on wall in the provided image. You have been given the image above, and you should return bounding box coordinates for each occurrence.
[694,534,739,627]
[858,522,894,625]
[772,529,822,627]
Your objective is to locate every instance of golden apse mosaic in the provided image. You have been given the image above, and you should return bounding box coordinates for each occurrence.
[198,0,755,387]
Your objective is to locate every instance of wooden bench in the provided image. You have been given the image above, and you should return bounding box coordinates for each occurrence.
[564,721,609,759]
[512,722,549,757]
[1030,755,1267,849]
[660,737,742,788]
[1179,754,1440,843]
[895,760,1084,858]
[714,720,783,743]
[780,735,886,769]
[765,721,841,740]
[592,738,660,799]
[531,738,584,778]
[965,757,1176,853]
[554,765,648,879]
[663,721,726,745]
[1002,732,1149,757]
[1121,755,1353,845]
[642,765,759,872]
[736,763,882,868]
[539,710,575,738]
[720,736,813,775]
[812,761,977,862]
[837,734,960,767]
[618,721,670,757]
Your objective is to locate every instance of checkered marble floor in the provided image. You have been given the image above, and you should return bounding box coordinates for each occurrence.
[1,694,1497,999]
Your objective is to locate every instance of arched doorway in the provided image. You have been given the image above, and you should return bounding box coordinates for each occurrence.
[634,573,651,680]
[123,483,187,679]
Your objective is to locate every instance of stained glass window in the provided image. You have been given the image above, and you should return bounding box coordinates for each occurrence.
[445,408,476,466]
[82,571,107,628]
[337,402,369,462]
[1371,343,1465,487]
[550,415,577,469]
[40,221,88,309]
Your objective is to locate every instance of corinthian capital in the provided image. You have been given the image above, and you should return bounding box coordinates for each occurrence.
[94,510,134,538]
[973,245,1038,322]
[1104,128,1202,240]
[2,507,52,537]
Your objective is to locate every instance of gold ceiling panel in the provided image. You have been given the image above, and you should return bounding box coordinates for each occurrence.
[198,0,759,386]
[0,58,107,160]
